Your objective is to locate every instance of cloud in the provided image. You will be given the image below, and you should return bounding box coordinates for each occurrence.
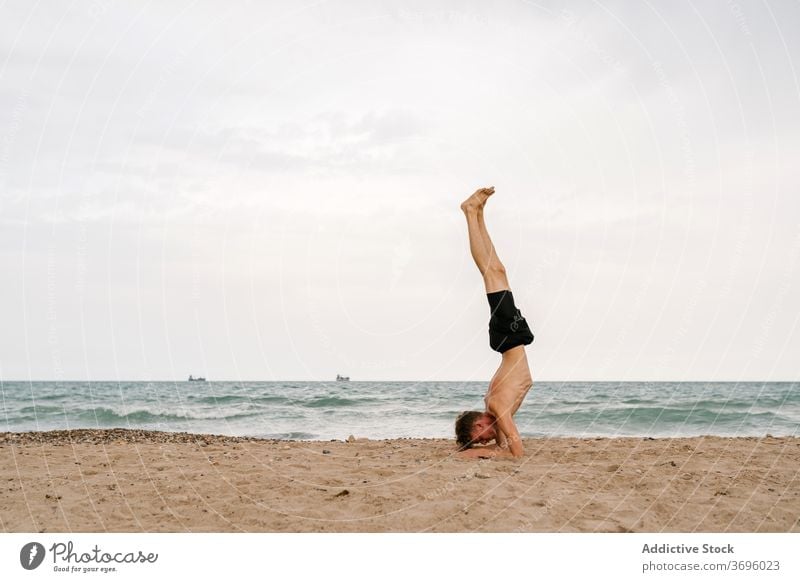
[148,108,435,175]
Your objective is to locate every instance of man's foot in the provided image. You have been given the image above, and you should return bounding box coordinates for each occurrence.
[460,186,495,213]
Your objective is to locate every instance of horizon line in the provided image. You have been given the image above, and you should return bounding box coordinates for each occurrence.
[2,378,798,383]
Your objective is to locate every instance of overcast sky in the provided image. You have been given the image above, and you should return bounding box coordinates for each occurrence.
[1,0,799,382]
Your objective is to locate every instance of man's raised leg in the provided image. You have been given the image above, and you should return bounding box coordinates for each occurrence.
[461,187,510,294]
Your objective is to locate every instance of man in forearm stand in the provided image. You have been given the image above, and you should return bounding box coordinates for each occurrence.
[455,187,534,459]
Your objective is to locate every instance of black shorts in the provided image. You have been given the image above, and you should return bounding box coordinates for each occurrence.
[487,290,534,353]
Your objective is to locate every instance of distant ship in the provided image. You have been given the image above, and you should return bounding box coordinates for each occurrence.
[336,374,350,381]
[188,375,206,382]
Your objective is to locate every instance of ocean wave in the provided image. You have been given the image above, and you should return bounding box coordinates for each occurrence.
[76,406,262,423]
[26,392,67,402]
[301,396,379,408]
[17,405,64,415]
[190,394,289,405]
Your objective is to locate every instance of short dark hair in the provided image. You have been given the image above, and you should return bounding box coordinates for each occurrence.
[455,410,483,450]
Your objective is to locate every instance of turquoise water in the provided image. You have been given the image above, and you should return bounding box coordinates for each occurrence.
[1,381,798,440]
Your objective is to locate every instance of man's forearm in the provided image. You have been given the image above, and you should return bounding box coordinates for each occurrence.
[488,446,518,458]
[492,413,524,457]
[505,433,524,457]
[496,429,508,448]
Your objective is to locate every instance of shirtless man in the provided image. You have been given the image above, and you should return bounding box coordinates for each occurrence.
[455,186,534,459]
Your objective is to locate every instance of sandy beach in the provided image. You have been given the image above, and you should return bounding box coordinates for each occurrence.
[1,429,798,533]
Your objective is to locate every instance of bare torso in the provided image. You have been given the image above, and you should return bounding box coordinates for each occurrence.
[483,345,533,417]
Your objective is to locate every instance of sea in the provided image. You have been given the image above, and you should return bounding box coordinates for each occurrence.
[1,381,798,441]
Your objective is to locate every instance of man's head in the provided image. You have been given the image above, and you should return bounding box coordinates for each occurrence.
[455,411,497,450]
